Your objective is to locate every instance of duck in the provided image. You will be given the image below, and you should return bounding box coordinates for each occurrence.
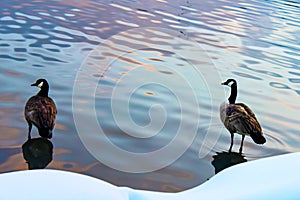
[220,79,266,153]
[24,79,57,139]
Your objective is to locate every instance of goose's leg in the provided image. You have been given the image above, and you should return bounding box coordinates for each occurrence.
[229,132,234,152]
[27,123,32,140]
[239,135,245,153]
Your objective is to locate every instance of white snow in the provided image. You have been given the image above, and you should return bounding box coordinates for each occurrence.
[1,152,300,199]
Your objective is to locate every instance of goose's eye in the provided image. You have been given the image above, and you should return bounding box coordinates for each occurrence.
[38,81,44,88]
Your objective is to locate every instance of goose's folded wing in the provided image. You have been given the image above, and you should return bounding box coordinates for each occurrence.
[25,96,56,129]
[235,103,257,119]
[39,98,57,128]
[225,104,262,134]
[233,113,262,135]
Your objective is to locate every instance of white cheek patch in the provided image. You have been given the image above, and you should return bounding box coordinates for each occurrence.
[38,81,44,88]
[228,81,234,87]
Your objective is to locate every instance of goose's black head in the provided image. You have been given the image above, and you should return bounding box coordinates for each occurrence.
[31,79,49,97]
[221,79,237,87]
[222,79,237,104]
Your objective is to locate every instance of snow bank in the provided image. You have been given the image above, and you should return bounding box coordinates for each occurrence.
[1,152,299,200]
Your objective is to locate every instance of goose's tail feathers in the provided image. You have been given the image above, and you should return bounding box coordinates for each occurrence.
[38,127,52,139]
[250,131,266,144]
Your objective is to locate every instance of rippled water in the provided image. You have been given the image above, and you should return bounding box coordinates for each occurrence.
[0,0,300,192]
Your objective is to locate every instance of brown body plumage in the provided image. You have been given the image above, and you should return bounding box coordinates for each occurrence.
[25,79,57,139]
[220,79,266,153]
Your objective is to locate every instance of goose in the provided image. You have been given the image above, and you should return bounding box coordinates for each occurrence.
[220,79,266,153]
[24,79,57,139]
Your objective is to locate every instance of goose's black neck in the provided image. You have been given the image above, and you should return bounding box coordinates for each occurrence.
[37,84,49,97]
[228,82,237,104]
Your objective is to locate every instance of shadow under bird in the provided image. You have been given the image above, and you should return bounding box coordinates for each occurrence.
[22,137,53,169]
[220,79,266,153]
[211,151,247,174]
[24,79,57,139]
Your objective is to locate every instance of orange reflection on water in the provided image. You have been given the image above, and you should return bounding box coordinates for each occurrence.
[3,70,25,77]
[144,91,155,96]
[55,123,69,131]
[141,167,195,192]
[51,148,99,172]
[0,127,22,141]
[0,152,27,172]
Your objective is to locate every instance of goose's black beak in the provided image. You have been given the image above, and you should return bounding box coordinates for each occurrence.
[221,82,226,85]
[31,83,37,86]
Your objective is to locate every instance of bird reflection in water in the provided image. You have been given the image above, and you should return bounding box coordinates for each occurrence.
[211,151,247,174]
[22,137,53,170]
